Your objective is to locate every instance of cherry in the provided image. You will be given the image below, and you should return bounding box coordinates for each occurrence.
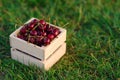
[39,20,46,25]
[30,30,37,36]
[38,25,46,30]
[36,37,43,46]
[43,37,50,46]
[47,34,54,40]
[23,24,29,29]
[28,23,35,30]
[28,37,35,43]
[46,24,50,29]
[28,19,39,30]
[46,27,53,33]
[20,27,27,34]
[22,33,28,38]
[37,31,41,36]
[17,34,25,40]
[31,19,38,24]
[40,32,47,36]
[37,30,47,36]
[53,29,60,36]
[38,20,47,30]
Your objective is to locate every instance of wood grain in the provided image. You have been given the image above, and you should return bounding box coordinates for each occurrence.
[11,43,66,70]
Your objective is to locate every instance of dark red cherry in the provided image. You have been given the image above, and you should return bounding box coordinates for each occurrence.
[53,29,60,36]
[38,25,46,30]
[28,23,35,30]
[20,27,27,34]
[39,20,46,25]
[43,37,50,46]
[46,27,53,33]
[31,19,38,24]
[40,32,47,36]
[22,33,28,38]
[37,31,41,36]
[46,24,50,29]
[23,24,29,29]
[28,37,35,43]
[30,30,37,36]
[46,24,49,27]
[36,37,43,45]
[17,34,25,40]
[47,34,54,40]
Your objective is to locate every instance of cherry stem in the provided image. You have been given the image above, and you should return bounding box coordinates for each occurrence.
[32,23,39,30]
[27,34,30,42]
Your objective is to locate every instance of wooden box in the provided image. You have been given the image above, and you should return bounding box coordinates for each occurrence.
[10,18,66,60]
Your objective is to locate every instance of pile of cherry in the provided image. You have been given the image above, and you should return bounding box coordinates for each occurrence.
[17,19,60,46]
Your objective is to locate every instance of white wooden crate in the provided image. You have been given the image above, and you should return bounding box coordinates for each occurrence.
[11,43,66,70]
[10,18,66,60]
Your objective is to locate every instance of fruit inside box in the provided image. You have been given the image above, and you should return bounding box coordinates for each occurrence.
[10,18,66,70]
[17,19,61,46]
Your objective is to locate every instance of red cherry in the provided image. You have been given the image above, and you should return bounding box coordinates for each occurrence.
[46,24,51,29]
[28,23,35,30]
[38,20,46,30]
[53,29,60,36]
[23,24,29,29]
[24,32,29,36]
[30,30,37,36]
[38,25,46,30]
[40,32,47,36]
[43,37,50,46]
[28,37,35,43]
[28,19,38,30]
[17,34,24,40]
[20,27,27,34]
[39,20,46,25]
[36,37,42,43]
[47,34,54,40]
[36,37,43,46]
[46,27,53,33]
[46,24,49,28]
[31,19,38,24]
[37,31,41,36]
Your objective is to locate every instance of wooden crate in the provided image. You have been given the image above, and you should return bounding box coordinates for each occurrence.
[10,18,66,60]
[11,43,66,70]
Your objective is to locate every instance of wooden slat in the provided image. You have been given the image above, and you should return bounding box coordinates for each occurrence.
[11,43,66,70]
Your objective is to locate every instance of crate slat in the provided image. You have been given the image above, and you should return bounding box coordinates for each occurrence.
[11,43,66,70]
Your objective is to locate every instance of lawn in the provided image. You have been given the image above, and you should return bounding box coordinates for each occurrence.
[0,0,120,80]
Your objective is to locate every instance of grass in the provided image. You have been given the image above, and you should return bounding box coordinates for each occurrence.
[0,0,120,79]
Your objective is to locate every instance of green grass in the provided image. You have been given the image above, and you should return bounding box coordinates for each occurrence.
[0,0,120,79]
